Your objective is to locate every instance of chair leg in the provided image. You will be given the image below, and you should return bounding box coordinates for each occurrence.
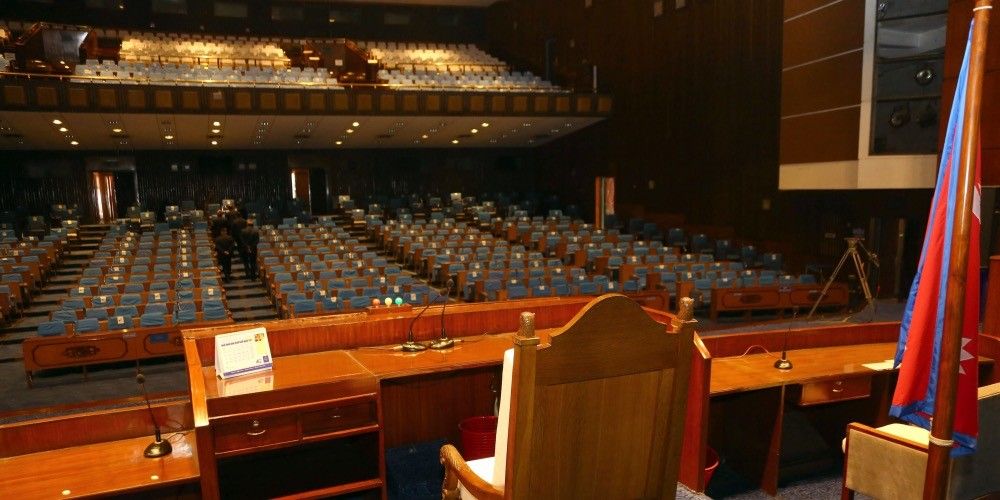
[841,486,855,500]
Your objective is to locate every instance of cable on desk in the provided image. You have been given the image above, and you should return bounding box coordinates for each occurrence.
[738,344,778,359]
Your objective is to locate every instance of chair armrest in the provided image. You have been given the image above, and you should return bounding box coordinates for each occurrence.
[440,444,502,500]
[843,422,929,499]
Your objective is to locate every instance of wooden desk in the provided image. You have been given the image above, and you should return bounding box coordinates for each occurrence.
[183,298,598,499]
[0,433,199,498]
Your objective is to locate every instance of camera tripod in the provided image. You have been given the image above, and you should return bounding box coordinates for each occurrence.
[807,237,878,319]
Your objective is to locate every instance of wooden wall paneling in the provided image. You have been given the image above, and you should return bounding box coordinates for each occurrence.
[424,94,442,112]
[469,95,485,113]
[378,92,396,112]
[356,93,373,112]
[233,91,252,111]
[781,0,865,68]
[284,92,302,112]
[402,93,419,113]
[308,92,326,112]
[67,87,88,108]
[490,95,506,113]
[154,90,174,109]
[3,85,26,106]
[260,92,277,111]
[446,94,463,113]
[35,86,58,107]
[126,89,146,109]
[780,50,864,116]
[182,90,201,110]
[779,106,861,164]
[333,92,350,112]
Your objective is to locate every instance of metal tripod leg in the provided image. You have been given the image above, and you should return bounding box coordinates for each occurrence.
[851,247,873,303]
[808,245,854,318]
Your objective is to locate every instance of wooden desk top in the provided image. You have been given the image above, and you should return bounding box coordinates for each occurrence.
[0,433,199,498]
[203,350,372,400]
[710,343,898,396]
[349,333,519,380]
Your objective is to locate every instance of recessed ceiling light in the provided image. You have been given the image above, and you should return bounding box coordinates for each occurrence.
[481,122,490,127]
[346,129,354,134]
[451,139,459,144]
[421,134,429,139]
[70,140,79,146]
[58,127,68,132]
[523,123,532,127]
[52,119,62,125]
[413,140,420,144]
[112,128,122,133]
[352,121,360,127]
[471,129,478,134]
[335,140,343,145]
[211,128,220,134]
[164,135,174,140]
[429,128,438,133]
[551,129,560,134]
[212,121,221,127]
[211,140,218,145]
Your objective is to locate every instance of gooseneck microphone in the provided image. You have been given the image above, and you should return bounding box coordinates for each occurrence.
[773,307,797,371]
[402,293,436,352]
[429,279,456,350]
[136,370,173,458]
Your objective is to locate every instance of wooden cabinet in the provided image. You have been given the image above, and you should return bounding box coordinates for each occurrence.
[187,348,384,500]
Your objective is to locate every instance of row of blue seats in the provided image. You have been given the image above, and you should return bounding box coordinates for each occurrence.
[38,300,228,336]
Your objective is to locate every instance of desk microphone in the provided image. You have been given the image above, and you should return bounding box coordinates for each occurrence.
[136,370,172,458]
[430,279,455,350]
[402,292,437,352]
[774,307,797,371]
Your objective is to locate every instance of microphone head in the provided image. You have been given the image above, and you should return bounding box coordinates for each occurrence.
[136,373,146,384]
[446,278,454,288]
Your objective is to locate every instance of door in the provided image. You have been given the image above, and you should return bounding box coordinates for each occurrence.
[91,171,117,222]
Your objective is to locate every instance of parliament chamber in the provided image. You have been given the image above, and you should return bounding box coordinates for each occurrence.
[1,0,1000,499]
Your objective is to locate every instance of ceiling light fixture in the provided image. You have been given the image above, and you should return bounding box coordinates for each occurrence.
[470,129,478,134]
[58,127,68,132]
[352,121,360,127]
[451,139,459,144]
[481,122,490,127]
[211,128,220,134]
[421,134,429,139]
[346,129,354,134]
[212,121,221,127]
[164,135,174,140]
[211,140,218,145]
[335,140,343,145]
[52,119,62,125]
[112,128,122,133]
[70,140,79,146]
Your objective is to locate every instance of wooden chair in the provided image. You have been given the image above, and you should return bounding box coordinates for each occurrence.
[842,382,1000,499]
[441,294,695,499]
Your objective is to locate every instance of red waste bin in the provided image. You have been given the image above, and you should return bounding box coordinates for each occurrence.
[704,447,720,487]
[459,416,498,460]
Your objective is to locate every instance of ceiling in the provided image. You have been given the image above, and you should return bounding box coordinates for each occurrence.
[0,111,603,151]
[309,0,499,7]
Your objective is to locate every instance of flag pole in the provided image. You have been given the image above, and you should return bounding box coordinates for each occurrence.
[924,1,992,498]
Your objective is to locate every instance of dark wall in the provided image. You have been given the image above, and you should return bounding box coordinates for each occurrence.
[485,0,938,286]
[486,0,784,239]
[0,0,487,45]
[0,155,89,217]
[0,146,565,222]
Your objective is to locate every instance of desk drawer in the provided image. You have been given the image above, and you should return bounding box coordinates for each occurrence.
[214,413,299,454]
[301,401,376,437]
[798,377,871,406]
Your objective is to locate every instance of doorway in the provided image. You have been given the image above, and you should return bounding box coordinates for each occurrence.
[90,170,137,223]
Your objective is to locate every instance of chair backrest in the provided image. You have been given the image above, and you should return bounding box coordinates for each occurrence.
[498,295,694,498]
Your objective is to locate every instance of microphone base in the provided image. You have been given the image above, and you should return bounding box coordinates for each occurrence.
[428,337,455,350]
[400,340,427,352]
[144,438,173,458]
[773,358,793,370]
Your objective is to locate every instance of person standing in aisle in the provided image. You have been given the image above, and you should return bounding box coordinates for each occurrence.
[215,227,235,282]
[240,220,260,281]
